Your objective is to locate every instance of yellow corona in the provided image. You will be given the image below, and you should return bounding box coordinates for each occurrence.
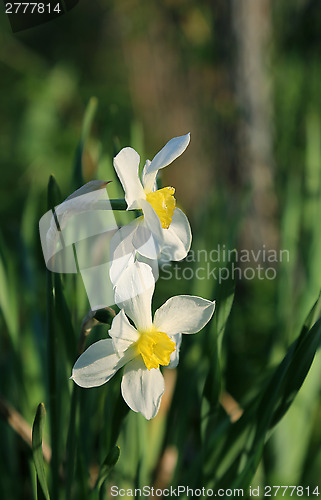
[135,329,176,370]
[146,187,176,229]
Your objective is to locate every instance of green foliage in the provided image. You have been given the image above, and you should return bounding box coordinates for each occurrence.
[95,446,120,493]
[32,403,50,500]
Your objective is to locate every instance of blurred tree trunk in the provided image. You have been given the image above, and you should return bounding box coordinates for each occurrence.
[111,0,214,216]
[232,0,279,251]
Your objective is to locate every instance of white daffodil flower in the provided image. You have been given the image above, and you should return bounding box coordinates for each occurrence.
[71,261,215,420]
[111,134,192,269]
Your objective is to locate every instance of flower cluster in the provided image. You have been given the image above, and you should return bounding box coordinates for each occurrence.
[71,134,215,419]
[109,134,192,284]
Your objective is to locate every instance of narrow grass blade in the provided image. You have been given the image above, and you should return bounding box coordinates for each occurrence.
[300,290,321,336]
[214,253,236,340]
[230,317,321,489]
[73,97,98,189]
[203,253,236,412]
[95,446,120,491]
[54,273,76,363]
[269,317,321,428]
[203,291,321,490]
[0,235,19,346]
[65,386,79,500]
[32,403,50,500]
[46,175,61,500]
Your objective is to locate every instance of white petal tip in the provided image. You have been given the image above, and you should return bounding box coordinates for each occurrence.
[182,132,190,143]
[113,146,137,160]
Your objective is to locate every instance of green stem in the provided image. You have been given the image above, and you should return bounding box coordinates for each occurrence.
[109,199,127,211]
[94,199,127,211]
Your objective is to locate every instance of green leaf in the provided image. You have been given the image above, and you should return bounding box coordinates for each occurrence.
[32,403,50,500]
[0,241,18,346]
[300,290,321,336]
[203,291,321,490]
[65,386,79,500]
[81,97,98,145]
[96,446,120,491]
[46,176,60,500]
[48,175,62,211]
[214,251,236,341]
[230,317,321,489]
[54,273,77,363]
[202,252,236,412]
[202,343,221,411]
[270,316,321,427]
[73,97,98,189]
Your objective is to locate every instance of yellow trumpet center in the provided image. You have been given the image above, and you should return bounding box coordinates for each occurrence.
[135,330,176,370]
[145,187,176,229]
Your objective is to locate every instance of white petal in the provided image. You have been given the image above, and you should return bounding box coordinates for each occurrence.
[132,221,162,260]
[141,159,157,192]
[71,339,122,388]
[113,147,146,209]
[153,295,215,335]
[109,310,139,357]
[150,134,191,172]
[142,134,190,193]
[65,180,109,202]
[140,199,164,245]
[167,333,182,369]
[41,181,110,272]
[121,357,165,419]
[114,261,155,332]
[109,218,140,285]
[136,254,159,282]
[161,208,192,261]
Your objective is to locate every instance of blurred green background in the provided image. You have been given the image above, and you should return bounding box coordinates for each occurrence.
[1,0,321,498]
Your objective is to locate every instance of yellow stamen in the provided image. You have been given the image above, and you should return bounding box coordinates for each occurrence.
[146,187,176,229]
[135,330,176,370]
